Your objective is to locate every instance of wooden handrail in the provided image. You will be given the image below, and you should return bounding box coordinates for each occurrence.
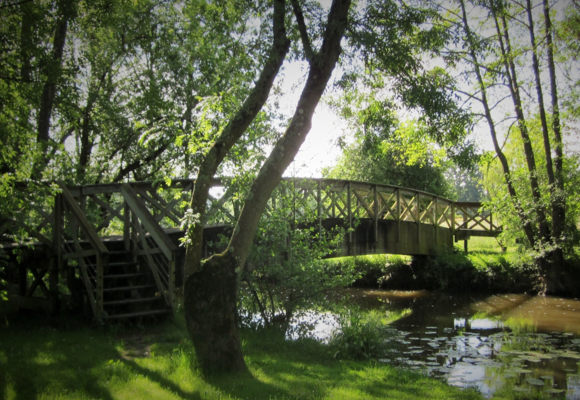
[58,182,109,256]
[120,183,177,260]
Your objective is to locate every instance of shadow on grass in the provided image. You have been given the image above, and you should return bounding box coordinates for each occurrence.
[0,313,116,400]
[0,313,296,400]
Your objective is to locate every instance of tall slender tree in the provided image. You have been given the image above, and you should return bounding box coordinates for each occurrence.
[433,0,578,293]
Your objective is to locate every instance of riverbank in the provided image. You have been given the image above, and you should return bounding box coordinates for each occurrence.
[323,237,540,293]
[0,312,486,400]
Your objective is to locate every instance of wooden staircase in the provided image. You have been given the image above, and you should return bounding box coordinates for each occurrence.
[95,248,171,320]
[58,183,178,322]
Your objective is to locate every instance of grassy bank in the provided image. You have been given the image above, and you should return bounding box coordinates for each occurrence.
[323,237,539,293]
[0,312,490,400]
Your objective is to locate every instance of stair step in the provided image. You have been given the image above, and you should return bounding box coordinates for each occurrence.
[103,273,149,279]
[107,261,137,267]
[103,297,161,306]
[109,250,130,255]
[84,261,137,269]
[104,309,171,319]
[103,284,154,292]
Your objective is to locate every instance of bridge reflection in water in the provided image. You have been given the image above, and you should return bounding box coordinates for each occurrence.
[0,178,500,321]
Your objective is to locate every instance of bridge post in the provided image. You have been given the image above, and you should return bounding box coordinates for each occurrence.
[54,193,63,276]
[451,203,455,233]
[373,185,378,244]
[434,197,438,247]
[347,181,352,255]
[396,188,401,244]
[51,193,63,311]
[416,193,420,244]
[123,200,131,252]
[317,181,322,237]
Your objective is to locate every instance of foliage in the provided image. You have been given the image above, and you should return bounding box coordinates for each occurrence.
[0,0,275,185]
[323,254,411,288]
[323,239,539,293]
[481,117,580,257]
[323,121,455,198]
[446,165,486,202]
[332,4,477,168]
[240,181,359,332]
[410,248,538,293]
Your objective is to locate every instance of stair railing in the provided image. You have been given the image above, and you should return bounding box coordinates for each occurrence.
[57,183,109,321]
[121,183,177,313]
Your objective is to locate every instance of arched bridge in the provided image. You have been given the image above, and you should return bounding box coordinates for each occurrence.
[0,178,500,321]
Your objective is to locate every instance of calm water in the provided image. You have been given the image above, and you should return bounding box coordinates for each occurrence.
[291,289,580,398]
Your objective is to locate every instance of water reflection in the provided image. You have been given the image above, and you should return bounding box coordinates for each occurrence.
[304,290,580,398]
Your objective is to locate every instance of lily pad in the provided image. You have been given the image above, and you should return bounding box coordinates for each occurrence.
[526,378,545,386]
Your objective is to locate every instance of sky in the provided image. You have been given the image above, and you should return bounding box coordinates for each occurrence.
[274,60,348,179]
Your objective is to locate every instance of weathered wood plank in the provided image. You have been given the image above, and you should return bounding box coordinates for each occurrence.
[121,184,177,259]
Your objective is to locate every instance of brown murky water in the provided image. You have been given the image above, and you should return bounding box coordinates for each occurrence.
[291,289,580,398]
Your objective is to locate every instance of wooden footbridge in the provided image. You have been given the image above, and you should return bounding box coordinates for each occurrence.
[0,178,500,321]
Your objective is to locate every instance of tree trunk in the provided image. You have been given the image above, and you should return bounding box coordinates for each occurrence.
[526,0,555,191]
[32,0,71,179]
[498,12,550,243]
[184,252,247,374]
[460,0,536,245]
[184,0,351,375]
[525,0,568,294]
[543,0,566,288]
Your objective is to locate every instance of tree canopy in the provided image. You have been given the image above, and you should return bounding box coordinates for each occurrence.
[323,121,455,198]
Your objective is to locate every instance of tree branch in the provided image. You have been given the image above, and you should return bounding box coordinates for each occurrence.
[0,0,32,10]
[112,140,171,183]
[290,0,314,61]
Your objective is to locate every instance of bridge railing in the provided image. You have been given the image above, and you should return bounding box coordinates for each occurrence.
[57,183,109,320]
[0,182,57,247]
[1,178,500,248]
[282,179,500,235]
[121,184,178,313]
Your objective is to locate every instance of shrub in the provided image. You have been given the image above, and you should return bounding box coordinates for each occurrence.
[329,307,398,360]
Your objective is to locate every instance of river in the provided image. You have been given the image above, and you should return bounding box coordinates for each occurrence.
[288,289,580,398]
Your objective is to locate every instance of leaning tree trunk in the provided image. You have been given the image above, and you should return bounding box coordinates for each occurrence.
[183,0,290,278]
[184,0,351,375]
[182,0,290,374]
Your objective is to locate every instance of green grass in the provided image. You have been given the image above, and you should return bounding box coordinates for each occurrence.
[0,312,492,400]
